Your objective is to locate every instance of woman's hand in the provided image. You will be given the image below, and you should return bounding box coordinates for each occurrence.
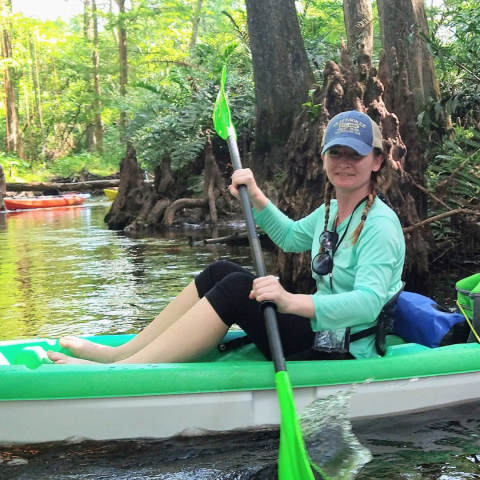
[229,168,259,201]
[250,276,293,314]
[250,276,316,318]
[229,168,269,212]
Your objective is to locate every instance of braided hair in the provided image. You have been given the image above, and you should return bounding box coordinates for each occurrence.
[322,147,390,247]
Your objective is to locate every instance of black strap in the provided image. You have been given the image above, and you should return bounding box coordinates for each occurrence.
[350,325,377,342]
[217,335,253,352]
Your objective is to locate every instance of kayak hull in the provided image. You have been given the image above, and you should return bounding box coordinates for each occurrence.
[2,371,480,445]
[1,333,480,444]
[4,195,86,210]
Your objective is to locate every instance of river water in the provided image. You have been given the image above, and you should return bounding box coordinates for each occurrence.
[1,199,479,480]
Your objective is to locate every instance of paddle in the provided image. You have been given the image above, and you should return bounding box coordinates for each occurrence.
[213,66,319,480]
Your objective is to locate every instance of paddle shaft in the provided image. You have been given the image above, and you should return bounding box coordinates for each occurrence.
[226,136,286,373]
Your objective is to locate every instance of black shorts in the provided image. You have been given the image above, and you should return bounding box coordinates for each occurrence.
[195,260,353,361]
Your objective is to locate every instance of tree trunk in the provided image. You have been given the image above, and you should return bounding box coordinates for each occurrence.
[1,0,24,158]
[163,137,230,227]
[116,0,128,143]
[92,0,103,153]
[377,0,440,115]
[343,0,373,58]
[105,143,148,230]
[0,163,6,210]
[83,0,95,152]
[189,0,204,53]
[29,34,46,154]
[245,0,315,183]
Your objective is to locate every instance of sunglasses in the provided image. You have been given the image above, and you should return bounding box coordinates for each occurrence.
[311,230,339,276]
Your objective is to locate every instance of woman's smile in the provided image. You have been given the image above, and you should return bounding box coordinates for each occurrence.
[322,146,382,196]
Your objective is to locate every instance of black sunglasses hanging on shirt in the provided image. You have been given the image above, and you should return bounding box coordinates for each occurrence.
[311,195,370,289]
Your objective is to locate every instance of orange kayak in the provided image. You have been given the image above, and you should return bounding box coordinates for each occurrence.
[4,195,88,211]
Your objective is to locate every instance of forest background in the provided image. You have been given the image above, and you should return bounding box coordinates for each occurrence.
[1,0,479,289]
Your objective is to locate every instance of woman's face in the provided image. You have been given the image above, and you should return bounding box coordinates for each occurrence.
[322,146,383,196]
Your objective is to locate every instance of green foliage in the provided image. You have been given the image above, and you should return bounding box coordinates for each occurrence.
[186,174,205,197]
[426,125,480,238]
[302,89,321,118]
[132,66,254,172]
[46,152,118,179]
[297,0,344,81]
[0,153,31,182]
[421,1,480,130]
[427,126,480,201]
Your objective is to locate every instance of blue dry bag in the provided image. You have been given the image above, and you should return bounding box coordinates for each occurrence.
[392,292,469,348]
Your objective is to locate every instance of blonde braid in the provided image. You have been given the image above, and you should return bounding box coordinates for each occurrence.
[350,192,376,245]
[350,166,381,247]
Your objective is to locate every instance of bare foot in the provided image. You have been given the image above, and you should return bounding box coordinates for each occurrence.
[47,351,98,365]
[57,336,117,363]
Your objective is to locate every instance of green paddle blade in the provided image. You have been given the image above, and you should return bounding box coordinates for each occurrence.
[213,66,237,141]
[276,371,317,480]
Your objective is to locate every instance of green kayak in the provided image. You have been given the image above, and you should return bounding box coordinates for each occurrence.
[1,331,480,445]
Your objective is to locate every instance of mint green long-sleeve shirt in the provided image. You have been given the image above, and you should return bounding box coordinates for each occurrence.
[253,198,405,358]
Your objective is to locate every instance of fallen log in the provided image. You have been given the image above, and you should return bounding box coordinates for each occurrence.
[6,179,121,192]
[188,230,272,247]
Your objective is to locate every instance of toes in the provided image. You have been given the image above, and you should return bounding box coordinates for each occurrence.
[47,351,69,363]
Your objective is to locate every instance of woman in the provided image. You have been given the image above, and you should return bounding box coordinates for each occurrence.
[48,110,405,364]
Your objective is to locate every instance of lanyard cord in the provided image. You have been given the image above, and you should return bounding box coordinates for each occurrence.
[328,195,370,290]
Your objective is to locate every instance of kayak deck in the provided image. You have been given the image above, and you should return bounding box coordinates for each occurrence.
[1,332,480,401]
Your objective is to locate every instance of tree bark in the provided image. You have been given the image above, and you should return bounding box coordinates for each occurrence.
[189,0,204,53]
[105,143,148,230]
[245,0,315,183]
[29,34,46,155]
[377,0,440,115]
[84,0,95,152]
[92,0,103,153]
[116,0,128,143]
[1,0,24,158]
[163,137,229,227]
[0,163,6,210]
[343,0,373,58]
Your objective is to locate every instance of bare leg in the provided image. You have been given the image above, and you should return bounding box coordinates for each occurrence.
[52,281,201,363]
[48,297,228,365]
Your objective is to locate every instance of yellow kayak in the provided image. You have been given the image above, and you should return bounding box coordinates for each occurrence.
[104,188,118,200]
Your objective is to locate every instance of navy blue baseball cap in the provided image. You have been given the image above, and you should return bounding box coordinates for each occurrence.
[321,110,383,156]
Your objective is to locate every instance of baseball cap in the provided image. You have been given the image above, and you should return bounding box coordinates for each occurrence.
[321,110,383,156]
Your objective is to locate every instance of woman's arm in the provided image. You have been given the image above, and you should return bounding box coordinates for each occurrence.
[229,168,322,253]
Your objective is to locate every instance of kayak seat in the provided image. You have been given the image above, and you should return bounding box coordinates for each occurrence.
[14,346,54,369]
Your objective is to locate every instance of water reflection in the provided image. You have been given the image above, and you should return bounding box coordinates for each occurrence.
[0,202,273,341]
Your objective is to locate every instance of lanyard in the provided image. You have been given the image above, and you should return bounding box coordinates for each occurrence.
[332,195,369,254]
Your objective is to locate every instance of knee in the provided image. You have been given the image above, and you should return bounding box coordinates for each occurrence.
[204,272,257,326]
[216,272,254,298]
[196,260,251,298]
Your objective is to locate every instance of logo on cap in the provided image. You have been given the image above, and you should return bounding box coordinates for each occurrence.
[332,118,367,136]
